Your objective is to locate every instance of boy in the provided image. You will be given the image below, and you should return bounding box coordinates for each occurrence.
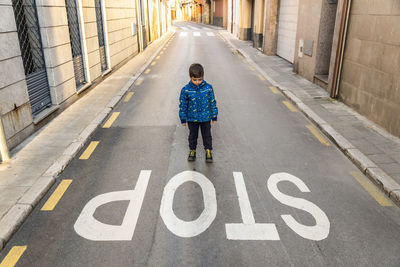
[179,63,218,162]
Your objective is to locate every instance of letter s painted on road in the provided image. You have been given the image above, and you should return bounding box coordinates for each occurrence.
[267,172,330,241]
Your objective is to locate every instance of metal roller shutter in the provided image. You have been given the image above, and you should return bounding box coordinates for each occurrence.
[65,0,86,88]
[276,0,299,63]
[12,0,52,116]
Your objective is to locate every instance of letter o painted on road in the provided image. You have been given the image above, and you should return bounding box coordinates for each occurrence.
[160,171,217,238]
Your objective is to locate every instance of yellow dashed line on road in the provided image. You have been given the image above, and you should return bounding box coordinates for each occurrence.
[135,78,143,86]
[258,74,265,81]
[269,86,280,94]
[103,112,120,128]
[156,56,160,59]
[350,171,393,206]
[41,180,72,211]
[79,141,99,160]
[248,66,255,71]
[306,125,331,146]
[0,246,27,267]
[144,68,151,74]
[283,101,298,112]
[160,51,164,55]
[151,61,156,66]
[124,92,134,102]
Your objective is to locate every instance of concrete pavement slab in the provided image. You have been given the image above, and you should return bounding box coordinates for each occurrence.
[0,204,32,243]
[18,176,55,207]
[391,190,400,204]
[346,149,378,172]
[366,167,400,194]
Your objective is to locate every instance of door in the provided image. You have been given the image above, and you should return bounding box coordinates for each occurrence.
[276,0,299,63]
[12,0,52,116]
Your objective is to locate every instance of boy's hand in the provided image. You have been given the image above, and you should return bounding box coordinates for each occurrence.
[211,121,217,123]
[182,123,187,126]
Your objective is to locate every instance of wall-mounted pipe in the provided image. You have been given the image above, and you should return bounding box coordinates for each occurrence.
[0,118,10,162]
[331,0,352,98]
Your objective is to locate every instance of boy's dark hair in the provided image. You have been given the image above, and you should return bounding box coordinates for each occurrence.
[189,63,204,78]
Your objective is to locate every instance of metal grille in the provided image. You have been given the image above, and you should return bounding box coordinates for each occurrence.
[12,0,52,115]
[65,0,86,87]
[95,0,107,72]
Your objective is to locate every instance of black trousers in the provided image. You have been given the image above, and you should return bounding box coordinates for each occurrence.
[188,121,212,150]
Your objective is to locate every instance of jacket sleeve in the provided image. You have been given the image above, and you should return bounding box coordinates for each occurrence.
[179,88,188,123]
[209,87,218,121]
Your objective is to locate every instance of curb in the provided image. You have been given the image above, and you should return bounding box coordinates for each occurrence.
[217,30,400,208]
[0,30,176,252]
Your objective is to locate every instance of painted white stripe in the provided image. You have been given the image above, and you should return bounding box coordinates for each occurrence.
[180,32,188,37]
[267,172,330,241]
[180,26,188,30]
[193,32,201,37]
[206,32,215,36]
[160,171,217,238]
[225,172,280,240]
[202,27,209,30]
[74,170,152,241]
[232,172,255,224]
[189,26,199,30]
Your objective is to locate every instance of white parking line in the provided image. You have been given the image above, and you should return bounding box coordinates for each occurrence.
[193,32,201,37]
[206,32,215,36]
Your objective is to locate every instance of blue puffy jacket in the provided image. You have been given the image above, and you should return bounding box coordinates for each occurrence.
[179,80,218,124]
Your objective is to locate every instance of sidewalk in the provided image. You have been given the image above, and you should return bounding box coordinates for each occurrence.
[0,30,175,251]
[218,30,400,207]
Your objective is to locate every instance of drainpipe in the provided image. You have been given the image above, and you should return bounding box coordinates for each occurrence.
[0,117,10,162]
[331,0,352,98]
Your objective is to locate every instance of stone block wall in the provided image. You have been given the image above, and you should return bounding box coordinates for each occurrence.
[339,0,400,137]
[293,0,322,81]
[37,0,75,105]
[0,0,141,152]
[0,3,35,150]
[106,0,138,67]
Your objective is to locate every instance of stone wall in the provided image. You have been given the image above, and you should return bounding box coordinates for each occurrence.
[293,0,322,81]
[105,0,138,68]
[37,0,75,105]
[339,0,400,137]
[0,0,140,151]
[0,2,34,150]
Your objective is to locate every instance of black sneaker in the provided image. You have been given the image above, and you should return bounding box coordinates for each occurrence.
[188,149,196,161]
[205,149,213,163]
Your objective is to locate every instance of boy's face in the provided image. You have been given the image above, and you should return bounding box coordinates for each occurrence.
[191,76,203,86]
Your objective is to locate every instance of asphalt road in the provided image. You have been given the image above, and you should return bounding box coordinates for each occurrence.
[1,21,400,266]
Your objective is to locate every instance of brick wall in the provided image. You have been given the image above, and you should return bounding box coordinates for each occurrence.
[339,0,400,137]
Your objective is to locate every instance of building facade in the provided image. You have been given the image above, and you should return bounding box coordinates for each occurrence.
[226,0,400,138]
[0,0,170,155]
